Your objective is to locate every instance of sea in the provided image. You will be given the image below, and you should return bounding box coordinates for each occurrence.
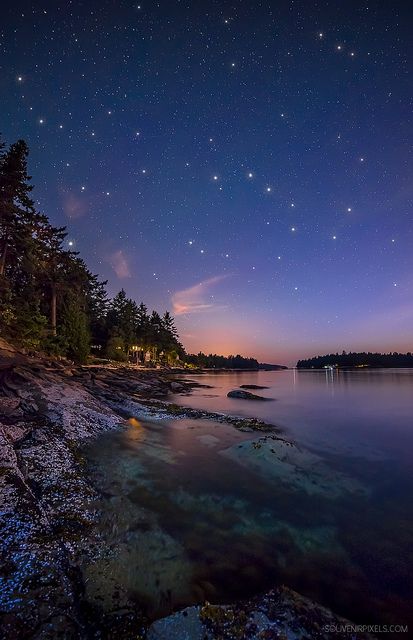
[83,369,413,633]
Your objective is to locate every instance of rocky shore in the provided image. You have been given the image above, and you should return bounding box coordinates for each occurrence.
[0,340,375,639]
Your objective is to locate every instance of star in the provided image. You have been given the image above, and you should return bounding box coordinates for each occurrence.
[188,240,193,245]
[81,186,86,191]
[337,45,342,51]
[248,172,253,178]
[318,32,323,38]
[332,235,337,240]
[347,207,352,212]
[39,118,44,124]
[17,76,23,82]
[68,241,74,246]
[231,62,236,68]
[291,227,296,232]
[360,157,365,162]
[213,175,218,181]
[266,187,272,192]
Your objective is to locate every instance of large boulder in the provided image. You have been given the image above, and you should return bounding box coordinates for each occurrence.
[227,390,271,400]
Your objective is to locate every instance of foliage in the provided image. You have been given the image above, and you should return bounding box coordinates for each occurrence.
[0,135,185,364]
[296,351,413,369]
[185,352,259,369]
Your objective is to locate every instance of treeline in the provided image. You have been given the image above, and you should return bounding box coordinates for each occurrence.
[297,352,413,369]
[0,136,183,364]
[185,353,259,369]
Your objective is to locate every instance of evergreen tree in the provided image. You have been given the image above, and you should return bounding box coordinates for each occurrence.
[0,138,45,277]
[60,293,90,363]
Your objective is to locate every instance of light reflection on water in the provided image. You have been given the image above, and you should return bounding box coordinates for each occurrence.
[83,370,413,630]
[173,369,413,460]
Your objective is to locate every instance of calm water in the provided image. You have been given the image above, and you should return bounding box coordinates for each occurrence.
[83,369,413,632]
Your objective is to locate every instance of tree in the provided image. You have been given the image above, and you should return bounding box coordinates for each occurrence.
[60,293,90,363]
[0,138,43,276]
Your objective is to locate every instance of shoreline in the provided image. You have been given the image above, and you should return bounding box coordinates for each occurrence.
[0,344,375,639]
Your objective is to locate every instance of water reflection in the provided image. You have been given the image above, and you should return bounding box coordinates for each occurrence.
[82,370,413,632]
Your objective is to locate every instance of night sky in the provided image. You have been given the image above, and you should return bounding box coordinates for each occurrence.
[2,1,412,364]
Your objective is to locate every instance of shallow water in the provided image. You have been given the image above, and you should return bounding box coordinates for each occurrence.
[83,369,413,630]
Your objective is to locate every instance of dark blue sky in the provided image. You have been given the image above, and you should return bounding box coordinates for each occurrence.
[2,0,412,364]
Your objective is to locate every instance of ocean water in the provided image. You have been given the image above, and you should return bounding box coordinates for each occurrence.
[83,369,413,631]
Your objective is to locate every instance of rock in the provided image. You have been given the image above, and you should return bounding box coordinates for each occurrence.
[227,389,271,400]
[0,397,21,417]
[147,586,377,640]
[169,382,185,392]
[239,384,269,389]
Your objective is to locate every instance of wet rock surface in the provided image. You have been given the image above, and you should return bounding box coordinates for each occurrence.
[227,390,272,401]
[147,586,376,639]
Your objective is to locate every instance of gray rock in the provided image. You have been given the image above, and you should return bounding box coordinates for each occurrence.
[147,606,206,640]
[169,382,185,392]
[227,389,271,400]
[239,384,269,389]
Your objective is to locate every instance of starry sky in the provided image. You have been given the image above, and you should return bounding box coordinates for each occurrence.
[2,0,412,365]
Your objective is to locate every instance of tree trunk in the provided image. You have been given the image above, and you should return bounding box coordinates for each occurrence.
[51,284,57,336]
[0,238,8,276]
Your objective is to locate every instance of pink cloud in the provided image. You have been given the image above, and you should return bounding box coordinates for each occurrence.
[109,250,131,279]
[61,192,88,219]
[172,275,229,315]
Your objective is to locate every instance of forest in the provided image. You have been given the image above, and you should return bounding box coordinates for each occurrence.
[296,351,413,369]
[185,353,260,369]
[0,136,185,364]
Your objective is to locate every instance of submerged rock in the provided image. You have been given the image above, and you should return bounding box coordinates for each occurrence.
[227,389,271,400]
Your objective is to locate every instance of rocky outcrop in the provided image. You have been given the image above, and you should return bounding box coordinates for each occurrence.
[239,384,269,390]
[227,390,271,400]
[0,344,375,639]
[147,585,376,639]
[0,346,279,637]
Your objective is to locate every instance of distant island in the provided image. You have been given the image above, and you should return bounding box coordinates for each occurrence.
[185,353,287,370]
[297,351,413,369]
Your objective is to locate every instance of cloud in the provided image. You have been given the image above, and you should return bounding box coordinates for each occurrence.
[172,275,229,315]
[109,250,131,279]
[61,191,88,219]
